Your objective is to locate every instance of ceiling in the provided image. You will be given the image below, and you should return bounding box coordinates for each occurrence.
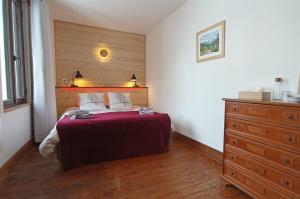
[49,0,188,34]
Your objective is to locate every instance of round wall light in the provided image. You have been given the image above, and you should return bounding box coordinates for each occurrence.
[99,47,111,60]
[100,48,109,58]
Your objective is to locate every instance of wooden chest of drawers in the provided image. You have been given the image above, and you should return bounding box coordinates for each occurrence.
[223,99,300,199]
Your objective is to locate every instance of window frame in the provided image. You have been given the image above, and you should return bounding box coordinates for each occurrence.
[2,0,27,109]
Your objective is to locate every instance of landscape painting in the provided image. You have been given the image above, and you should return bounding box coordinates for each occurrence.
[200,29,219,56]
[196,21,225,62]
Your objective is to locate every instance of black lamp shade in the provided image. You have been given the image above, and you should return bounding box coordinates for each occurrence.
[131,74,137,82]
[74,70,83,79]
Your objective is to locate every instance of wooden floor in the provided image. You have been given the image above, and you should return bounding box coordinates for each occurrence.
[0,137,251,199]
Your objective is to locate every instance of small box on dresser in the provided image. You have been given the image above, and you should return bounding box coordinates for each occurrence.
[238,91,272,100]
[222,99,300,199]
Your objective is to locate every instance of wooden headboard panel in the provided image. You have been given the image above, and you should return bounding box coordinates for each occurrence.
[54,21,148,117]
[54,20,146,87]
[55,87,148,117]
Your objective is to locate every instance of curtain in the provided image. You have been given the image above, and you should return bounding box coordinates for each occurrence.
[31,0,56,142]
[0,54,3,150]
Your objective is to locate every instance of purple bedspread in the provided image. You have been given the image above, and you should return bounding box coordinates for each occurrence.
[57,111,171,170]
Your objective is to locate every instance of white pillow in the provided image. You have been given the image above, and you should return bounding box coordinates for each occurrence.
[78,93,106,111]
[107,92,132,110]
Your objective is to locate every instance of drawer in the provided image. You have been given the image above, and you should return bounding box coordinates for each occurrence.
[225,149,300,195]
[227,102,300,128]
[225,164,266,197]
[226,134,300,173]
[224,164,290,199]
[226,118,300,153]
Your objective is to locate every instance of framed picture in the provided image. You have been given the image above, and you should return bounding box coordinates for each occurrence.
[196,20,225,62]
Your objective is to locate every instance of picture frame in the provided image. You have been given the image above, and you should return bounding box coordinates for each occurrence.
[196,20,225,62]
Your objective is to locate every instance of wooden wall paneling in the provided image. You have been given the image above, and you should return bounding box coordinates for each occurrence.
[54,21,148,117]
[54,20,146,87]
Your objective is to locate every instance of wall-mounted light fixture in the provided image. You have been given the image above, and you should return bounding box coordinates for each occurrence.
[71,70,83,87]
[131,73,138,87]
[100,48,109,58]
[99,47,111,61]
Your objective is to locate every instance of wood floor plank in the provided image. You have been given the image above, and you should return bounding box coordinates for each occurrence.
[0,137,250,199]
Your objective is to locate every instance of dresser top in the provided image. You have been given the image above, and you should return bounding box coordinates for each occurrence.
[223,98,300,108]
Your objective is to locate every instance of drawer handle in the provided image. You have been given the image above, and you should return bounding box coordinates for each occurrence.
[232,106,239,112]
[280,178,293,189]
[283,159,290,164]
[228,154,237,161]
[232,123,238,129]
[230,138,238,145]
[288,114,294,120]
[229,170,236,177]
[284,135,296,144]
[281,157,292,166]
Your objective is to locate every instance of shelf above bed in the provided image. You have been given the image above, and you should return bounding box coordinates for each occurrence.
[55,86,148,88]
[55,86,148,92]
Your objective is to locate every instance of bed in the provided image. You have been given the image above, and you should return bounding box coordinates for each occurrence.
[40,107,172,170]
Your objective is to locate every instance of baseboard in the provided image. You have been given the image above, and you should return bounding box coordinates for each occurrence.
[174,132,223,164]
[0,140,33,183]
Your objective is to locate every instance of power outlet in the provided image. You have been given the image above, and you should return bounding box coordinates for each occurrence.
[62,78,67,84]
[61,78,68,86]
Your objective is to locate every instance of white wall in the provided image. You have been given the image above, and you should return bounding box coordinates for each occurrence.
[147,0,300,152]
[0,106,31,167]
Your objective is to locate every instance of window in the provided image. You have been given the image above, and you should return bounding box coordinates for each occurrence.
[1,0,27,108]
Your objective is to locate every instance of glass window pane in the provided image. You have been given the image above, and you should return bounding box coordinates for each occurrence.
[1,62,8,100]
[0,0,9,100]
[11,0,25,99]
